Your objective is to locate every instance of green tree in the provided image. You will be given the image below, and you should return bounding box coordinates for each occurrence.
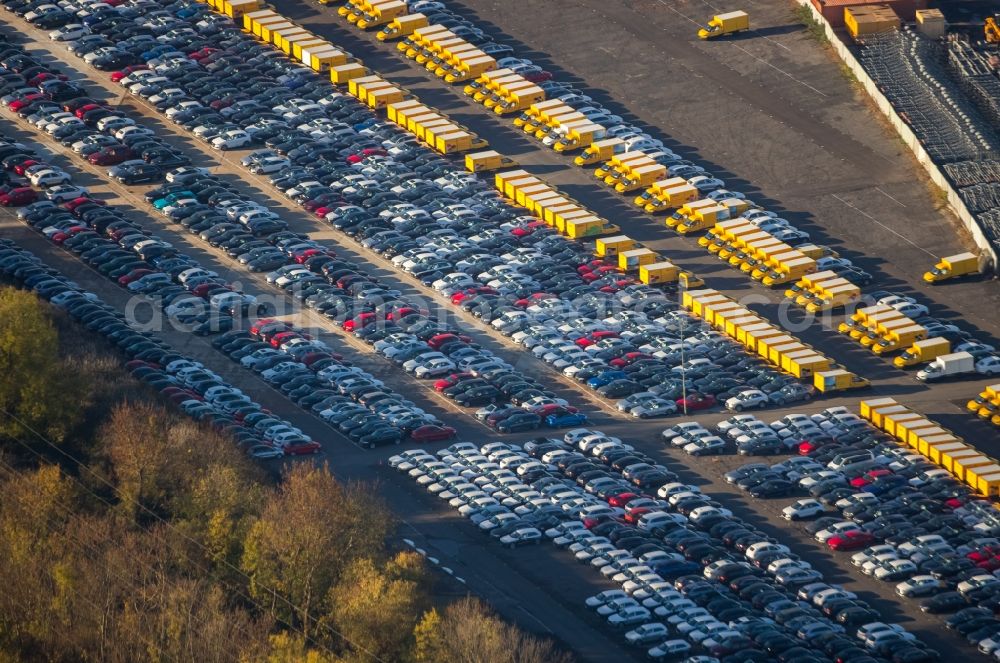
[241,464,392,640]
[0,288,81,443]
[410,608,446,663]
[324,552,427,660]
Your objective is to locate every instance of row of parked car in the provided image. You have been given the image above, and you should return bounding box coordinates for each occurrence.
[12,0,840,418]
[390,427,937,663]
[0,238,319,458]
[2,28,597,442]
[347,0,1000,373]
[717,409,1000,656]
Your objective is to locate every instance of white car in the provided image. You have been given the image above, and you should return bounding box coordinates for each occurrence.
[29,169,71,187]
[211,130,251,150]
[646,639,691,660]
[815,521,861,543]
[872,559,918,581]
[852,544,897,567]
[607,605,652,628]
[585,589,629,609]
[624,622,669,646]
[896,575,942,598]
[44,184,88,203]
[498,527,542,548]
[248,156,291,174]
[977,355,1000,376]
[50,23,89,40]
[725,389,769,411]
[782,499,825,521]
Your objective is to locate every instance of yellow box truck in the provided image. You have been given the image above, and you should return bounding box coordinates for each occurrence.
[576,138,627,167]
[872,324,927,355]
[785,270,839,301]
[377,13,427,41]
[814,369,871,393]
[923,252,980,284]
[464,150,517,173]
[968,383,1000,414]
[698,10,750,39]
[894,337,950,368]
[761,256,816,287]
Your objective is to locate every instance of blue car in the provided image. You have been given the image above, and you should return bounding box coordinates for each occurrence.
[653,561,702,578]
[587,370,627,389]
[546,412,588,428]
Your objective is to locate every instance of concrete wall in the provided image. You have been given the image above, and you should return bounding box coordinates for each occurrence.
[794,0,998,273]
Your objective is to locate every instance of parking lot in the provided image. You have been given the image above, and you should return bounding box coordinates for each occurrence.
[3,0,1000,660]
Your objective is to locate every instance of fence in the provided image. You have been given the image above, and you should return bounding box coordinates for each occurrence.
[793,0,998,273]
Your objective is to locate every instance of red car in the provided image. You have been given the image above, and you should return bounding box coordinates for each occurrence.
[575,330,619,349]
[283,440,322,455]
[110,64,148,82]
[434,372,474,391]
[8,93,47,112]
[607,492,640,508]
[976,556,1000,572]
[451,286,496,304]
[270,331,307,348]
[523,69,553,84]
[676,393,717,412]
[188,47,219,61]
[64,196,105,212]
[117,268,154,285]
[409,425,457,442]
[88,146,136,166]
[342,312,375,332]
[849,469,893,489]
[12,159,41,175]
[0,187,37,206]
[510,221,547,237]
[74,103,104,119]
[531,403,578,417]
[427,333,471,350]
[609,352,651,368]
[623,507,652,525]
[827,530,875,551]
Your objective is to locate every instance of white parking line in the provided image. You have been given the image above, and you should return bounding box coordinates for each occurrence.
[830,193,936,258]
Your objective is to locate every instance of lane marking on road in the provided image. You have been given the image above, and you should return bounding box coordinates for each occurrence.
[875,186,907,208]
[831,193,936,258]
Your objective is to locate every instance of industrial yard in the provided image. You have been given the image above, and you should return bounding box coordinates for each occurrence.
[1,0,999,661]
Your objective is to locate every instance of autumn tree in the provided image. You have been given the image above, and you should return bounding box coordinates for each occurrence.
[411,597,573,663]
[241,464,393,640]
[0,288,81,443]
[324,552,428,660]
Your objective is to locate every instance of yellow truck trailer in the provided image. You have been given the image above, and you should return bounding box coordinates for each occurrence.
[859,397,899,421]
[615,163,667,193]
[923,252,980,284]
[894,337,950,368]
[618,248,658,271]
[783,353,832,379]
[965,464,1000,497]
[595,235,636,257]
